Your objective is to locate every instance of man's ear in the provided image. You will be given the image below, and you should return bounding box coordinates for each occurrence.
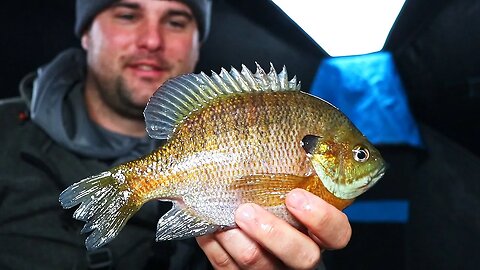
[81,32,89,50]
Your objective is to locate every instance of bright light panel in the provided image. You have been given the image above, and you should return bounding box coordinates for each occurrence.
[271,0,406,57]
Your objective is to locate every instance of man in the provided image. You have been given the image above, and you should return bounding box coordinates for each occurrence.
[0,0,351,269]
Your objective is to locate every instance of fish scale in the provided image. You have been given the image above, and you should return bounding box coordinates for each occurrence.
[59,64,385,250]
[123,92,343,225]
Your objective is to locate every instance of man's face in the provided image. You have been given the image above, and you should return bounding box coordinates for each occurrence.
[82,0,200,119]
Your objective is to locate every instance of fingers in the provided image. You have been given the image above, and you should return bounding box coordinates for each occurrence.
[197,189,352,269]
[234,203,321,269]
[285,188,352,250]
[196,235,237,269]
[197,228,281,270]
[214,228,280,270]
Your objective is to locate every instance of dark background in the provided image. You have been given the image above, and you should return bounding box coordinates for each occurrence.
[2,0,479,157]
[1,0,479,269]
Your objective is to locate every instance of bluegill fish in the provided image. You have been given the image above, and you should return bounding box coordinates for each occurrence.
[59,63,385,250]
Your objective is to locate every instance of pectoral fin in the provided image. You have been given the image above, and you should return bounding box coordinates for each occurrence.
[232,174,310,207]
[156,201,221,241]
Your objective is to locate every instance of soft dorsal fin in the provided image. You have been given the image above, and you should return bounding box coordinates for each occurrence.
[144,63,301,140]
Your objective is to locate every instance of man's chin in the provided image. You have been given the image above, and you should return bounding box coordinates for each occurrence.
[136,81,168,95]
[116,104,146,120]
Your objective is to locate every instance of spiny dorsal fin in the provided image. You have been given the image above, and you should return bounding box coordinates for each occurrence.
[144,63,301,140]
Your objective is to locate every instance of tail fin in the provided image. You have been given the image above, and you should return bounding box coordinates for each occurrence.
[59,170,142,250]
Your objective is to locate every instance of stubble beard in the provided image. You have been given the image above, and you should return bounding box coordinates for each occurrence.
[97,76,147,121]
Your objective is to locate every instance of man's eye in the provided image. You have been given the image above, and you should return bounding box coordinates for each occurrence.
[116,13,136,21]
[167,19,187,29]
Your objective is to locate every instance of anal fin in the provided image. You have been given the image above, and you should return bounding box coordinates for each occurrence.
[156,201,221,241]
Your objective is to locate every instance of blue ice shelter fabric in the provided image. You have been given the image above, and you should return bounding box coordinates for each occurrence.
[309,51,422,223]
[310,51,422,148]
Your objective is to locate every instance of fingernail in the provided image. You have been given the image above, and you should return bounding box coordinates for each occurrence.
[236,203,256,222]
[287,189,311,211]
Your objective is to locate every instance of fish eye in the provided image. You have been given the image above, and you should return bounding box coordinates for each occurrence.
[353,145,370,162]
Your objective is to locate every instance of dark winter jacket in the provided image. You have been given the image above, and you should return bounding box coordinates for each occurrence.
[0,48,212,270]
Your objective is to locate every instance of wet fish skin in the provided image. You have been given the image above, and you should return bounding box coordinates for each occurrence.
[59,64,385,250]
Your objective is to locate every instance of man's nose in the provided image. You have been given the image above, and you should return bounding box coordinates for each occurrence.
[137,23,164,51]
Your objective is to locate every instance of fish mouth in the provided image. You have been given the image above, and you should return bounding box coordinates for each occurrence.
[356,165,386,192]
[361,165,385,186]
[363,164,386,185]
[373,165,386,181]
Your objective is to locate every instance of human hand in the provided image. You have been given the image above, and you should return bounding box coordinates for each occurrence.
[196,188,352,269]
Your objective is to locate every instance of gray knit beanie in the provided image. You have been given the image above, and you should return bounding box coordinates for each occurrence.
[75,0,212,42]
